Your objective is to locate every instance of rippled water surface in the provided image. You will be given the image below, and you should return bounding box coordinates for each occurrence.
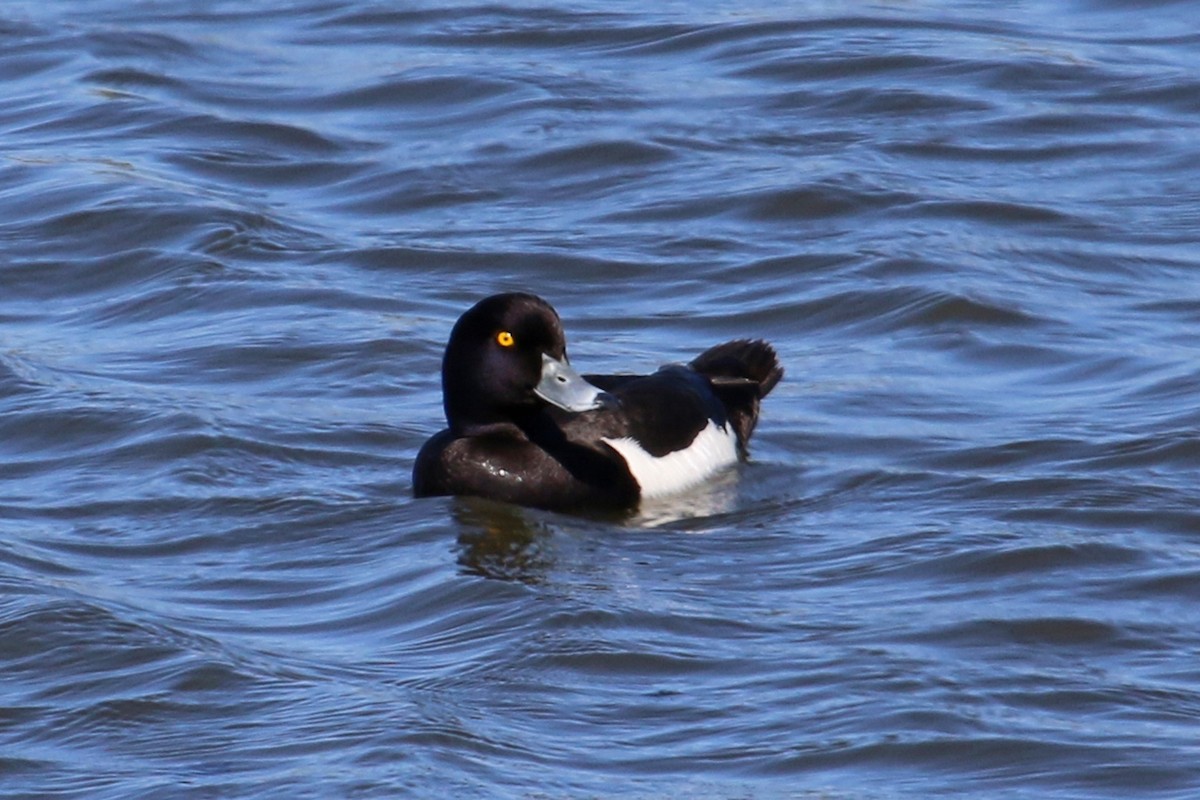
[3,1,1199,797]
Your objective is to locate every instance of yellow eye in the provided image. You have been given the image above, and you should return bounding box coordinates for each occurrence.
[496,331,515,348]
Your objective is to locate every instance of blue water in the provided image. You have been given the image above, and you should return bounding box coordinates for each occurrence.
[2,1,1199,798]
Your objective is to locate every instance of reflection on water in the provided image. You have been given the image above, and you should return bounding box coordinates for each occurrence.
[455,468,744,581]
[455,498,559,583]
[630,467,743,529]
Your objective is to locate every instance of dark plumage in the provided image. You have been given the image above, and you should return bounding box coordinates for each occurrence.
[413,293,782,512]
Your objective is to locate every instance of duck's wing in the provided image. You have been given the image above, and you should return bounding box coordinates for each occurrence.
[689,339,782,397]
[689,340,783,447]
[555,369,711,456]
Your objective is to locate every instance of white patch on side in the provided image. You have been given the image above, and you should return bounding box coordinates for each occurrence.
[602,419,738,500]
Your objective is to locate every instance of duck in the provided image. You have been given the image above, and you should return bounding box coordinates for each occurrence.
[412,292,782,513]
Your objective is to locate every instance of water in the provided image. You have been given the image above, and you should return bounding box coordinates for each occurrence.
[2,1,1198,797]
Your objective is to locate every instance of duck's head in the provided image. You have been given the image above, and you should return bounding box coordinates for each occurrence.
[440,293,606,431]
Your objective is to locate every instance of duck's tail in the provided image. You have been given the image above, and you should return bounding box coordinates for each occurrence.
[690,339,783,451]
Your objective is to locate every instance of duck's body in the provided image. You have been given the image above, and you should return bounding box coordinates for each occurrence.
[413,293,782,513]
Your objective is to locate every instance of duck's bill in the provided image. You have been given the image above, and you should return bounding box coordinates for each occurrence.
[535,353,608,412]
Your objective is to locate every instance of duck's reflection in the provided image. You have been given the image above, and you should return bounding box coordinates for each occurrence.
[630,468,740,528]
[453,470,744,582]
[453,498,560,583]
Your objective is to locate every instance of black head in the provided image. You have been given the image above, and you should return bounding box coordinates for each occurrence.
[440,293,604,432]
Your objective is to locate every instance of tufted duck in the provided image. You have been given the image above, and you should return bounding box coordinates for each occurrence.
[412,293,782,512]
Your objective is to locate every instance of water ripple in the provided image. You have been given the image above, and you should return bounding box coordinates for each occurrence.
[2,2,1200,798]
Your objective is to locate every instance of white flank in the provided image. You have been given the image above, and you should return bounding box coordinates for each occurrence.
[602,420,738,500]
